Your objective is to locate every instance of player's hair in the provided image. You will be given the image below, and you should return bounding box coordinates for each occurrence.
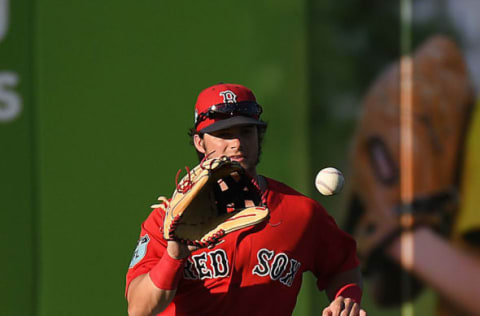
[188,123,268,163]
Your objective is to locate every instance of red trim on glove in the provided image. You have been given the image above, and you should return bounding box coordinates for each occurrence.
[149,253,187,290]
[335,283,362,304]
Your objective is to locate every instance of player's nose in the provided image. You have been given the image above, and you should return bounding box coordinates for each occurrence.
[229,136,241,149]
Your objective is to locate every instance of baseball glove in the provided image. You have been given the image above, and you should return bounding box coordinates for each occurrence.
[344,35,475,306]
[154,156,269,248]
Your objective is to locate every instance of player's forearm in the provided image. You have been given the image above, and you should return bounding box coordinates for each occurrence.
[127,274,176,316]
[325,266,363,301]
[128,251,187,316]
[387,227,480,315]
[324,268,365,316]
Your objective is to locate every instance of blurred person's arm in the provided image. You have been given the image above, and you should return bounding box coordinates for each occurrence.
[387,227,480,315]
[386,101,480,315]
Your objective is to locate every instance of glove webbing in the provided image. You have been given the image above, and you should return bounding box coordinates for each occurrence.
[213,173,262,213]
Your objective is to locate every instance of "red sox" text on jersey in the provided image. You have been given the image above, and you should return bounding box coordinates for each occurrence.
[183,248,301,287]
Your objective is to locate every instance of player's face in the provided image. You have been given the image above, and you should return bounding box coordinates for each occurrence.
[194,125,259,176]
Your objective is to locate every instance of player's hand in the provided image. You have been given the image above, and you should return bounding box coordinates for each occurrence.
[166,240,198,260]
[322,296,367,316]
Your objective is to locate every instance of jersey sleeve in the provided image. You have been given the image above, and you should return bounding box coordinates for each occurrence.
[125,207,168,297]
[311,203,359,290]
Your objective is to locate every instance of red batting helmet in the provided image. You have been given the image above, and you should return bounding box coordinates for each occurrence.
[194,83,266,133]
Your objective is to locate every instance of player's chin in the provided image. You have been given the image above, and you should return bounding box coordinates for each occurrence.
[229,156,246,165]
[229,155,258,175]
[241,161,257,175]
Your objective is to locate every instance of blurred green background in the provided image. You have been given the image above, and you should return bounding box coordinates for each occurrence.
[0,0,461,315]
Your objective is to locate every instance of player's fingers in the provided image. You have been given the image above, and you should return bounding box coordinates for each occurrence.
[359,309,367,316]
[341,298,353,314]
[188,244,199,252]
[347,302,360,316]
[340,302,350,316]
[322,307,333,316]
[329,296,344,315]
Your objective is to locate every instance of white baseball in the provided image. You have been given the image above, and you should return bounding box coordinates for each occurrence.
[315,167,344,196]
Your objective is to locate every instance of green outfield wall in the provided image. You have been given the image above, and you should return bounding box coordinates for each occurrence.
[1,1,314,315]
[0,0,35,315]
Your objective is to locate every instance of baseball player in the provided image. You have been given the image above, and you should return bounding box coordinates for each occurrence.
[125,83,366,316]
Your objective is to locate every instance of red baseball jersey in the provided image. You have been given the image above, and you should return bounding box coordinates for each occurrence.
[126,177,359,315]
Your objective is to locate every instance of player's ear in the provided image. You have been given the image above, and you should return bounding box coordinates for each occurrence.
[193,134,206,154]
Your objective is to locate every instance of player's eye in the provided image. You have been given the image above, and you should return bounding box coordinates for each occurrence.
[240,127,255,136]
[214,131,233,139]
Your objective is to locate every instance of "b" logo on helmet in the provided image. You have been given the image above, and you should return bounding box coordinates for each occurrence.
[219,90,237,103]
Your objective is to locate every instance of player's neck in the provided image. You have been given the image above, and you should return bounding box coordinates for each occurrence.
[257,175,267,193]
[247,169,267,193]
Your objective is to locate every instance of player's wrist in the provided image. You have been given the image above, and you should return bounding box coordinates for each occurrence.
[334,283,363,304]
[149,253,187,290]
[167,240,194,259]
